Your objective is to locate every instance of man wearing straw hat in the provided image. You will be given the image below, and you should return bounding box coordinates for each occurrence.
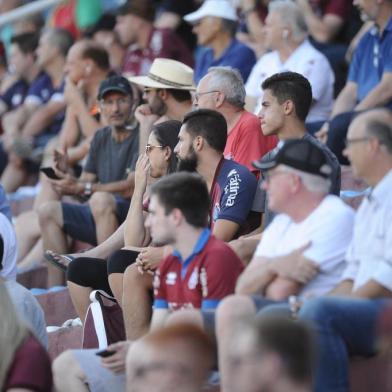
[128,57,194,154]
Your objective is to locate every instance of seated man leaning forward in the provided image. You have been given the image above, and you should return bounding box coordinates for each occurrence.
[38,75,139,286]
[215,139,354,391]
[52,172,244,392]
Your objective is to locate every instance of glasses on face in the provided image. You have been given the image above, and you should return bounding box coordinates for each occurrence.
[262,170,291,184]
[145,144,164,153]
[100,97,131,108]
[344,137,371,148]
[193,90,220,103]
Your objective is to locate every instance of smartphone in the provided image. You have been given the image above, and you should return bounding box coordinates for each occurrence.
[40,167,61,180]
[95,349,116,358]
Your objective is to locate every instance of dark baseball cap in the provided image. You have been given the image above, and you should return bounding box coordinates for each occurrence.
[253,139,332,179]
[98,75,133,100]
[117,0,155,22]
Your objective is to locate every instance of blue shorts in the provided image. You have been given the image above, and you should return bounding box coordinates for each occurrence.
[62,196,130,246]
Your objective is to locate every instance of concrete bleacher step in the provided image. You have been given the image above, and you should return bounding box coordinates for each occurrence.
[48,325,83,360]
[35,287,77,326]
[17,264,48,289]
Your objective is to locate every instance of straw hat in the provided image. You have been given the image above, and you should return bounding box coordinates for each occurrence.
[128,58,195,91]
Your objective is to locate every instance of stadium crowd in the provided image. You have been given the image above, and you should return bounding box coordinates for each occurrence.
[0,0,391,391]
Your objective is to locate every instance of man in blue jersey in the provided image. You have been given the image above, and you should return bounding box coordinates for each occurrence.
[1,28,74,192]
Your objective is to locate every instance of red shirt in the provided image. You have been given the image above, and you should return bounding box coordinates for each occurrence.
[309,0,352,18]
[224,111,278,175]
[121,27,193,77]
[153,230,244,311]
[5,334,52,392]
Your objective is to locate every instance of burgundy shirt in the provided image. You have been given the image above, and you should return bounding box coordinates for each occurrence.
[122,27,193,77]
[5,334,52,392]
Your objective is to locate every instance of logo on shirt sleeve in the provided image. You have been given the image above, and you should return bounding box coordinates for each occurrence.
[166,272,177,285]
[225,169,241,207]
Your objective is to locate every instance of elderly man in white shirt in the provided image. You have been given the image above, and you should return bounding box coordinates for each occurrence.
[245,0,334,126]
[299,108,392,392]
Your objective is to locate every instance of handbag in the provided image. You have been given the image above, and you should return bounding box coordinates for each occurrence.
[82,290,126,349]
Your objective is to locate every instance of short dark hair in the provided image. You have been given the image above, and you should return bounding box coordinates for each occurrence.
[169,88,192,103]
[221,18,237,37]
[367,118,392,155]
[151,120,182,174]
[81,42,110,71]
[252,316,315,384]
[182,109,227,153]
[261,72,312,122]
[46,28,74,58]
[10,32,39,55]
[150,172,210,228]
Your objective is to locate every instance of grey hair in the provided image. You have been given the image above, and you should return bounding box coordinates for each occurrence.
[366,118,392,155]
[268,0,308,42]
[206,66,246,108]
[280,165,331,194]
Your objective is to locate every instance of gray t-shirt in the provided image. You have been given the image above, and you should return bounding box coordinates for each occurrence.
[261,133,341,227]
[84,126,139,184]
[5,280,48,348]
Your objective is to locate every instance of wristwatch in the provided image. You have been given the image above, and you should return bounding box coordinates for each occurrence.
[84,182,92,197]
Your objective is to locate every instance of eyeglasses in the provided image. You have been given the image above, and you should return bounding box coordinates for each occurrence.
[100,97,131,108]
[145,144,164,153]
[262,170,291,183]
[344,137,371,148]
[193,90,220,102]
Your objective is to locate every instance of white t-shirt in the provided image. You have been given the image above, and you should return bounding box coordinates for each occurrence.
[255,195,354,297]
[342,169,392,291]
[0,212,17,280]
[245,39,334,123]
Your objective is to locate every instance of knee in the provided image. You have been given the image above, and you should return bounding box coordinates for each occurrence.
[166,309,204,328]
[299,297,334,323]
[89,192,116,218]
[37,201,61,226]
[52,350,84,389]
[216,294,255,332]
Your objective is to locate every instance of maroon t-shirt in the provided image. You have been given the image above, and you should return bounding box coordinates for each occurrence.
[309,0,352,18]
[122,27,194,77]
[5,334,52,392]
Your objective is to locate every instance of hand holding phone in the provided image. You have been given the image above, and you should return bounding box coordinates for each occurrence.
[40,167,61,180]
[95,349,116,358]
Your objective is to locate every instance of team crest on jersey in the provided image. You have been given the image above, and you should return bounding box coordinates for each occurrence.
[166,272,177,285]
[188,268,199,290]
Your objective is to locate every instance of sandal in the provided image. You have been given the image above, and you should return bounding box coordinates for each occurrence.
[44,251,75,272]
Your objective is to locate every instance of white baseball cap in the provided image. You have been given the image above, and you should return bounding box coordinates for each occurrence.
[184,0,237,23]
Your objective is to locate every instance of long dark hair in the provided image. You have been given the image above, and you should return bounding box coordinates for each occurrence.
[150,120,181,174]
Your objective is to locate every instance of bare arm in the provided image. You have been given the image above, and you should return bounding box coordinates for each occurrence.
[58,106,82,151]
[124,155,151,247]
[212,219,240,242]
[21,100,66,138]
[355,73,392,111]
[86,172,135,199]
[150,309,169,331]
[328,279,354,296]
[296,0,344,43]
[353,280,392,299]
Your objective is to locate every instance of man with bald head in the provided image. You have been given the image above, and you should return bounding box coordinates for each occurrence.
[299,108,392,392]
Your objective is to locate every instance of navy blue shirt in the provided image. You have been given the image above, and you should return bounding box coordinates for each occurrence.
[194,38,256,83]
[348,17,392,109]
[0,79,29,110]
[25,72,65,138]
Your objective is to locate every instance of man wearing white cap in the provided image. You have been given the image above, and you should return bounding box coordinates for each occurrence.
[184,0,257,83]
[129,58,194,154]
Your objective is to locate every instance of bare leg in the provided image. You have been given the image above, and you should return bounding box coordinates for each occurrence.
[38,200,67,286]
[122,264,153,340]
[89,192,119,244]
[53,351,89,392]
[67,281,93,322]
[108,273,124,307]
[14,210,40,263]
[33,173,61,209]
[216,295,256,392]
[1,155,28,193]
[18,238,44,270]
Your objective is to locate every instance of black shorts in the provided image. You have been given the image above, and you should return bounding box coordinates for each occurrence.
[62,196,130,245]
